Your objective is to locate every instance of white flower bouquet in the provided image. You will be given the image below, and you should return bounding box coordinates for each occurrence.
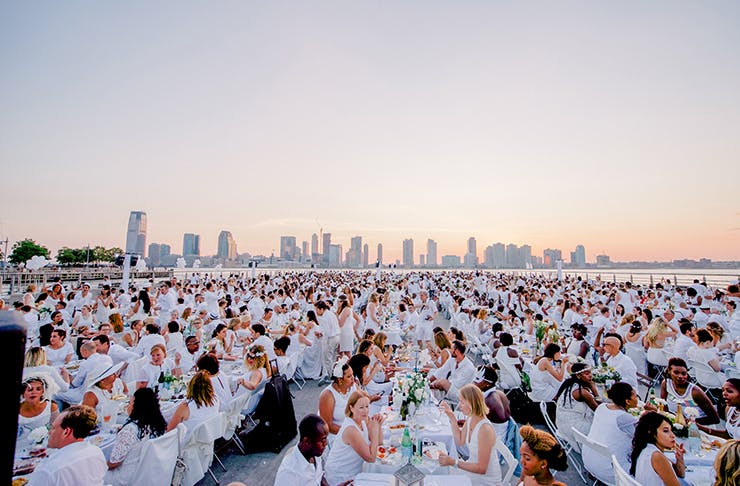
[28,426,48,444]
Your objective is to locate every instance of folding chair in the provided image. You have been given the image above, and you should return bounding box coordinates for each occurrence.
[539,402,589,484]
[572,427,615,486]
[495,439,518,485]
[612,455,641,486]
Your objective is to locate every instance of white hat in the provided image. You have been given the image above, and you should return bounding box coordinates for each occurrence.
[85,362,125,389]
[22,371,60,401]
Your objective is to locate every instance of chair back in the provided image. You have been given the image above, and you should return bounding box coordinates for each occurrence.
[572,427,615,486]
[612,454,641,486]
[687,359,725,389]
[222,392,252,440]
[124,356,149,388]
[181,413,225,486]
[495,439,517,485]
[129,428,180,486]
[242,381,267,416]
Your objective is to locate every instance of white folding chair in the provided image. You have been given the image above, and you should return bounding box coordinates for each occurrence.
[495,439,518,485]
[181,413,225,486]
[687,359,725,389]
[127,427,180,486]
[221,392,252,454]
[572,427,615,486]
[612,455,641,486]
[240,381,266,426]
[539,402,589,484]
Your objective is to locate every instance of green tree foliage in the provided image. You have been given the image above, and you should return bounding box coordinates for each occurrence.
[55,245,123,265]
[9,239,50,264]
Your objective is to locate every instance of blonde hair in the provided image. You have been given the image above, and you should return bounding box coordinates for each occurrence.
[619,315,635,326]
[434,331,451,350]
[150,343,167,357]
[187,370,216,408]
[228,318,241,331]
[714,440,740,486]
[646,317,669,345]
[245,345,271,376]
[373,332,387,349]
[24,347,48,367]
[345,391,367,417]
[458,384,488,418]
[108,313,124,333]
[368,293,379,304]
[181,307,192,321]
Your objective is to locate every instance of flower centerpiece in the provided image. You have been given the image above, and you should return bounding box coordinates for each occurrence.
[592,363,621,384]
[534,320,548,351]
[393,372,428,421]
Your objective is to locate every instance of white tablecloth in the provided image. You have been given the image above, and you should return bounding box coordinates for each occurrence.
[382,406,456,460]
[355,472,472,486]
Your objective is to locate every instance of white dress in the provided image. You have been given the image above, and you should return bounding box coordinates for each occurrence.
[322,384,355,441]
[634,444,666,486]
[324,419,368,486]
[462,418,503,486]
[726,406,740,440]
[338,311,355,353]
[44,343,74,367]
[555,388,594,453]
[18,401,52,447]
[529,361,563,402]
[182,398,220,441]
[299,328,323,380]
[624,335,647,375]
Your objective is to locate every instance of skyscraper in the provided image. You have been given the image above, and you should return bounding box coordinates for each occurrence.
[302,241,309,263]
[280,236,297,261]
[322,233,332,266]
[349,236,362,267]
[183,233,200,257]
[426,239,437,267]
[492,243,506,268]
[160,244,171,257]
[570,244,586,267]
[148,243,160,266]
[402,239,414,267]
[125,211,147,256]
[464,237,478,267]
[217,231,237,260]
[362,243,369,267]
[311,233,319,263]
[377,243,383,265]
[520,245,532,268]
[543,248,562,268]
[505,244,519,268]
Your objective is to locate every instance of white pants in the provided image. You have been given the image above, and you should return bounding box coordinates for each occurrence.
[322,335,340,378]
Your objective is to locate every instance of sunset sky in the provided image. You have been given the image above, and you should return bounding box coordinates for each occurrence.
[1,1,738,262]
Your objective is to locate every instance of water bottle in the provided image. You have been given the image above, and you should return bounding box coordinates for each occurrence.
[401,426,413,462]
[688,421,701,455]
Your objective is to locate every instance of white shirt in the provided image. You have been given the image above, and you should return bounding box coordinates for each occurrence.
[253,334,277,361]
[27,440,106,486]
[274,445,324,486]
[134,333,166,357]
[606,351,638,389]
[432,356,476,399]
[672,334,696,361]
[318,311,340,338]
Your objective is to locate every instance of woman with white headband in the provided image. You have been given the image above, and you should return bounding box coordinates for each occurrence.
[318,356,358,441]
[553,362,601,453]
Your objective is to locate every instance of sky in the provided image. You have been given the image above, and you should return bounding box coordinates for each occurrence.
[1,1,739,263]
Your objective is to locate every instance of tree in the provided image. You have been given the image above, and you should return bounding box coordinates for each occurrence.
[9,239,49,265]
[56,247,87,265]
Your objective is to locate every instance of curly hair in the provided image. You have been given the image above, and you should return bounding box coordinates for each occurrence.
[520,425,568,471]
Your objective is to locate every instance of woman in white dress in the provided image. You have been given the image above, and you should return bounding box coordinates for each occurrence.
[72,305,98,331]
[623,321,648,375]
[336,297,356,357]
[166,370,220,441]
[553,363,600,453]
[18,375,59,447]
[631,412,686,486]
[318,357,357,440]
[437,384,502,486]
[583,382,639,484]
[699,378,740,440]
[137,344,182,390]
[530,344,568,403]
[299,310,323,380]
[324,392,384,486]
[235,344,270,397]
[365,293,381,333]
[43,328,75,366]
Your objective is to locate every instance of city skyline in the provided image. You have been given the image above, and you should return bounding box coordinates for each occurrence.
[1,2,738,262]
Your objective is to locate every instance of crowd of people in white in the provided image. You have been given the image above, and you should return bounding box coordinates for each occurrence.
[8,270,740,486]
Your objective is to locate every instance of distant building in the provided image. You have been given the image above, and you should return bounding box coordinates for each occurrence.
[377,243,383,265]
[543,248,562,268]
[441,255,461,267]
[125,211,147,256]
[183,233,201,257]
[148,243,161,266]
[506,244,519,268]
[492,243,505,268]
[348,236,362,267]
[362,243,369,267]
[570,244,586,267]
[311,233,320,263]
[463,252,478,267]
[160,244,171,257]
[402,239,414,267]
[280,236,297,261]
[218,231,238,260]
[322,233,332,266]
[484,245,495,268]
[426,239,438,267]
[329,244,342,267]
[420,254,425,266]
[467,237,477,258]
[520,245,532,268]
[596,254,611,266]
[302,241,309,263]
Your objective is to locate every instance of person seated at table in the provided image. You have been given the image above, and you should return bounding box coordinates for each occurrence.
[601,334,638,390]
[176,335,202,373]
[437,384,503,486]
[706,321,733,352]
[630,411,687,486]
[686,328,722,371]
[553,362,600,452]
[583,382,640,484]
[347,353,382,402]
[18,375,59,446]
[473,366,512,441]
[530,343,568,402]
[207,323,238,361]
[235,344,270,396]
[24,346,70,392]
[164,320,185,355]
[699,378,740,440]
[275,414,338,486]
[659,357,720,425]
[104,387,166,485]
[167,370,220,439]
[448,326,466,344]
[429,330,453,369]
[196,353,234,410]
[517,425,567,486]
[319,357,357,439]
[122,319,143,349]
[565,324,591,362]
[644,316,678,377]
[324,392,384,486]
[44,328,75,366]
[493,332,524,390]
[429,340,476,402]
[134,321,167,357]
[713,439,740,486]
[137,343,182,390]
[249,323,277,361]
[26,405,106,486]
[81,362,126,421]
[273,335,293,377]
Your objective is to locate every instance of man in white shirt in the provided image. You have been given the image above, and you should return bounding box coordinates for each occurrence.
[589,307,614,344]
[55,341,113,405]
[602,335,638,389]
[134,323,166,357]
[672,321,697,361]
[316,301,340,383]
[92,334,138,366]
[27,405,106,486]
[429,340,476,402]
[177,335,202,373]
[154,283,177,327]
[250,323,276,361]
[275,414,333,486]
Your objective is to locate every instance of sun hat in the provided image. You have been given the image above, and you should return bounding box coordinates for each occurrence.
[85,362,125,389]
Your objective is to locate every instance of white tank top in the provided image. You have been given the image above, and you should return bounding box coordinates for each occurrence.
[635,444,666,486]
[726,407,740,440]
[323,384,353,432]
[464,418,503,486]
[325,419,368,486]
